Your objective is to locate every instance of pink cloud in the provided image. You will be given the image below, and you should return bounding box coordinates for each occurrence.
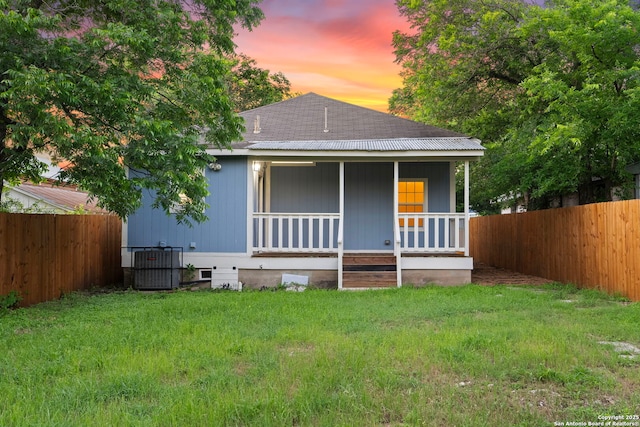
[233,0,411,111]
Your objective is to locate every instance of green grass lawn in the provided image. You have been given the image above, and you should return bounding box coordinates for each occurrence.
[1,284,639,426]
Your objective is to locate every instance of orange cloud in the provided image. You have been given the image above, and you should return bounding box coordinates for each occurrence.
[234,0,411,112]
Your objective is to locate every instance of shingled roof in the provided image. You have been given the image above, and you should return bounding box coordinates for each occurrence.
[234,93,471,149]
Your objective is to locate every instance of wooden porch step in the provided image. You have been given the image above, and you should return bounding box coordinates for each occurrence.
[342,254,396,266]
[342,271,398,288]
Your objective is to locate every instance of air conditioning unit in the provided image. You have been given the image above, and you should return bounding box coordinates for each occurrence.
[133,249,180,290]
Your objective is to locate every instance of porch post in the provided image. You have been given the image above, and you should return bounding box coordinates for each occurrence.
[265,163,271,213]
[247,158,255,256]
[338,161,345,289]
[394,161,402,288]
[464,160,470,257]
[450,162,456,213]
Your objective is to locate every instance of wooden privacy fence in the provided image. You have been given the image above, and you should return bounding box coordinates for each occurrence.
[0,213,123,307]
[470,200,640,301]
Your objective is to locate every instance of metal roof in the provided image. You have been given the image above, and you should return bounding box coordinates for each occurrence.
[6,181,109,213]
[246,138,484,152]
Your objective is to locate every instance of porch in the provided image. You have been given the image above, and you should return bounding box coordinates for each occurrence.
[248,160,473,289]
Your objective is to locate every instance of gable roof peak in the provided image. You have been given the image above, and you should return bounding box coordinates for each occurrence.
[236,93,468,144]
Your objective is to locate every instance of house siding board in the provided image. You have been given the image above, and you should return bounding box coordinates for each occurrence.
[127,157,248,253]
[344,162,394,250]
[270,163,339,213]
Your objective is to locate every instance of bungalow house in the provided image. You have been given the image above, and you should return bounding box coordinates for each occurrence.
[123,93,484,289]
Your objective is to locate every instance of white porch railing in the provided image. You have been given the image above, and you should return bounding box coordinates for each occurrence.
[252,212,466,254]
[398,213,466,253]
[253,213,340,252]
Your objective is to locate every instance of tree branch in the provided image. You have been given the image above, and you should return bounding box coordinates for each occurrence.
[30,0,45,10]
[59,103,83,129]
[487,70,521,85]
[478,0,522,23]
[153,90,183,110]
[591,44,604,65]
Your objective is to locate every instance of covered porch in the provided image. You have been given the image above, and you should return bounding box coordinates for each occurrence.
[247,159,473,289]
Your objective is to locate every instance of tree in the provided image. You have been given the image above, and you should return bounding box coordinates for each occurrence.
[0,0,263,224]
[514,0,640,205]
[391,0,535,130]
[226,53,295,112]
[392,0,640,212]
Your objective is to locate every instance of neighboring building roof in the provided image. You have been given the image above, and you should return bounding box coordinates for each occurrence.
[5,181,109,214]
[626,161,640,175]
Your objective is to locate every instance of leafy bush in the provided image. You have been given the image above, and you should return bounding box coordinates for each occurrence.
[0,290,21,312]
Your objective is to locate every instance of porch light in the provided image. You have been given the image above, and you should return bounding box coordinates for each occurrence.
[253,161,261,172]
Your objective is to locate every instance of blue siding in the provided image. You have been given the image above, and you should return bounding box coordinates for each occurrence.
[400,162,451,212]
[126,160,453,253]
[270,163,339,213]
[344,162,394,250]
[127,157,248,253]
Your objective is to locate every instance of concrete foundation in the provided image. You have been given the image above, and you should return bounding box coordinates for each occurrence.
[239,268,471,289]
[239,269,339,290]
[401,269,471,286]
[123,266,472,290]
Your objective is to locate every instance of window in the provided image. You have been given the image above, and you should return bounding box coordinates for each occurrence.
[169,169,207,215]
[169,193,191,215]
[398,180,427,227]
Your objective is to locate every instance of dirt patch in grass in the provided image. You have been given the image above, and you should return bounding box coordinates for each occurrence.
[472,263,555,285]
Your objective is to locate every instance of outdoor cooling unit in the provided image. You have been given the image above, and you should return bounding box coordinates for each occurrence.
[133,248,181,290]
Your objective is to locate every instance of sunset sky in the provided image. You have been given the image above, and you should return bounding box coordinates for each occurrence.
[233,0,412,112]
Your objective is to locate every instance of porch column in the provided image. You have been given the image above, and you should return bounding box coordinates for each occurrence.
[338,161,345,289]
[394,161,402,287]
[464,160,470,257]
[247,158,256,255]
[393,161,399,253]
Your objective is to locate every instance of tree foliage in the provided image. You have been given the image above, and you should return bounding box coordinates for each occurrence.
[226,53,295,112]
[393,0,640,212]
[0,0,263,224]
